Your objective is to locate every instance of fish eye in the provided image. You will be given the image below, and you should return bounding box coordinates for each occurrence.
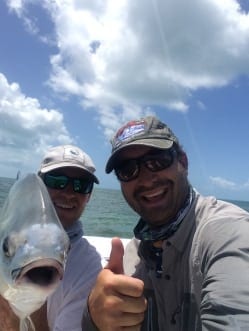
[2,237,12,257]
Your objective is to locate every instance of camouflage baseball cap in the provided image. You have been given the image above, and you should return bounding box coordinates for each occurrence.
[105,116,179,173]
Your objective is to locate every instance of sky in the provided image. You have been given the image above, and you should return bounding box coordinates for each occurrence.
[0,0,249,201]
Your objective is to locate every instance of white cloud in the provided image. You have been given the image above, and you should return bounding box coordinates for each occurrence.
[6,0,249,137]
[243,180,249,188]
[0,73,72,176]
[210,176,237,189]
[196,101,206,111]
[209,176,249,192]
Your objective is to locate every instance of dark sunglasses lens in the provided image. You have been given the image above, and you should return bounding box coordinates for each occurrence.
[115,160,138,182]
[146,152,174,172]
[115,150,175,182]
[73,179,93,194]
[44,174,68,190]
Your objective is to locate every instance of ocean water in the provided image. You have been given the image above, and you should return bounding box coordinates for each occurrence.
[0,176,249,239]
[0,176,137,238]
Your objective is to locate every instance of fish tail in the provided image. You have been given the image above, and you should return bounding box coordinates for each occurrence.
[20,316,35,331]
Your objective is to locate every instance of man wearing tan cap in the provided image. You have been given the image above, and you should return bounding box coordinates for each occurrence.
[0,145,102,331]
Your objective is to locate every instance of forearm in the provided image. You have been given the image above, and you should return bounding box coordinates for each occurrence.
[0,295,19,331]
[0,319,19,331]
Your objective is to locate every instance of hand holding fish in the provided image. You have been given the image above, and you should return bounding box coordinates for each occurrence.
[0,294,19,330]
[87,237,147,331]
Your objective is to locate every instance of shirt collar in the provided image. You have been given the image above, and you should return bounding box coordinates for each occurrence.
[66,220,84,243]
[134,186,195,243]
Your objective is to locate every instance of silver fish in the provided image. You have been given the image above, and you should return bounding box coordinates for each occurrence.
[0,173,70,330]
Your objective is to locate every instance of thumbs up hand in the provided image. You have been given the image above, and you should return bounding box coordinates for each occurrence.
[87,237,147,331]
[105,237,124,274]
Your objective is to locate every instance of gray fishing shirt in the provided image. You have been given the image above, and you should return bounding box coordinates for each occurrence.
[82,192,249,330]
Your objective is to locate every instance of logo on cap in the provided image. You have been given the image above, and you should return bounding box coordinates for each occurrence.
[63,146,83,162]
[114,120,146,147]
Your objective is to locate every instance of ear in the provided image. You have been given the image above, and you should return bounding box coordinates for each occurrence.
[178,152,188,170]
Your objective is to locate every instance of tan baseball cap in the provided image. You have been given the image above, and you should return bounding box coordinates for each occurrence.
[39,145,99,184]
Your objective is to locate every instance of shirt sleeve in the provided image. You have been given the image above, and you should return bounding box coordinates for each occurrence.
[192,214,249,331]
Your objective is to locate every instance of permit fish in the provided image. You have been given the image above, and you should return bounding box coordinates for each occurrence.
[0,173,70,331]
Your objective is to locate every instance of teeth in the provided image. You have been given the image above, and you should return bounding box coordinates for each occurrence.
[55,203,74,209]
[144,189,164,199]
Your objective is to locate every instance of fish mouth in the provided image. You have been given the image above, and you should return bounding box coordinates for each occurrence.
[12,259,64,288]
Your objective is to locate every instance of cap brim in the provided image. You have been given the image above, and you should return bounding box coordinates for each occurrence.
[105,139,174,173]
[40,163,99,184]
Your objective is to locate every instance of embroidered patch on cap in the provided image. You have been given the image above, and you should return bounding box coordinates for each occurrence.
[114,120,146,146]
[63,146,84,162]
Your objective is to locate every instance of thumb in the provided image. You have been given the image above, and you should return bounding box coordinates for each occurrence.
[105,237,124,274]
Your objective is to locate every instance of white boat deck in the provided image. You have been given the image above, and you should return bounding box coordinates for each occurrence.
[85,236,131,267]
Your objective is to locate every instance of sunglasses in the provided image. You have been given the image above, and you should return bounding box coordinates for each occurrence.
[114,149,176,182]
[43,173,94,194]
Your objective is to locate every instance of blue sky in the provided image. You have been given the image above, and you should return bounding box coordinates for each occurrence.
[0,0,249,201]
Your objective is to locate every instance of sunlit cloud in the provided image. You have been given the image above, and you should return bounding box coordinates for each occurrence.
[0,73,72,176]
[209,176,237,189]
[196,101,206,111]
[209,176,249,191]
[6,0,249,138]
[243,180,249,188]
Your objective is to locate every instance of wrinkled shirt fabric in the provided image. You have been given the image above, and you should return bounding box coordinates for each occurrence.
[48,221,102,331]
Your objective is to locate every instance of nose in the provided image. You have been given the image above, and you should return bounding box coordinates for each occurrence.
[137,164,158,184]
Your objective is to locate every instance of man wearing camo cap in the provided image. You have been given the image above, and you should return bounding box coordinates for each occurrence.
[83,116,249,331]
